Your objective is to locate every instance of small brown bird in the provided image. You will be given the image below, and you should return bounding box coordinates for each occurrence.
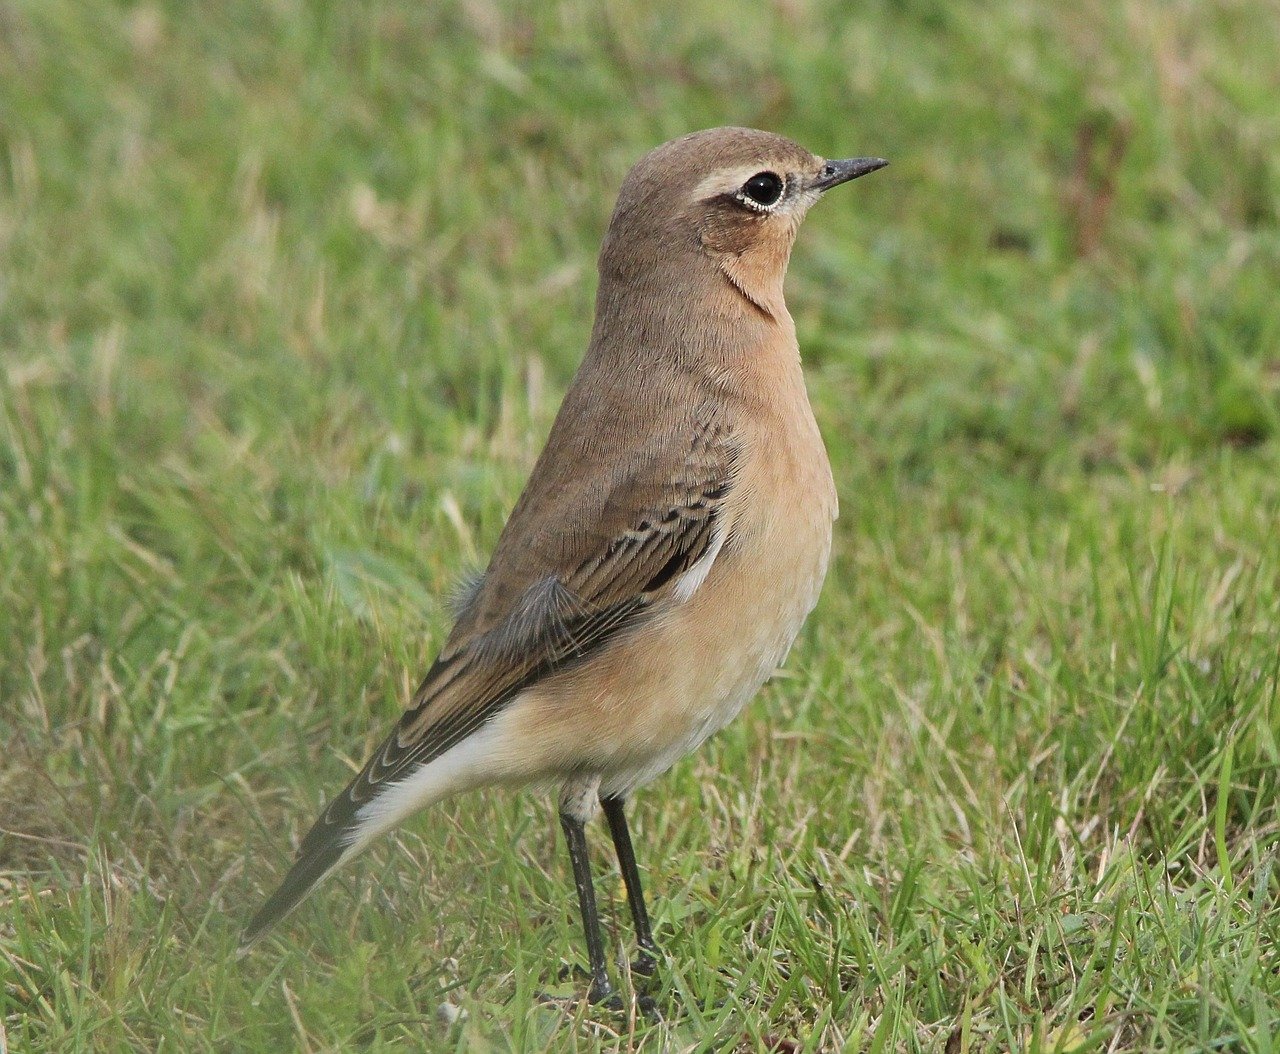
[244,127,886,1002]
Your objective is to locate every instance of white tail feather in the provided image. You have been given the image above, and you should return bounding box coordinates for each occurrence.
[346,721,509,854]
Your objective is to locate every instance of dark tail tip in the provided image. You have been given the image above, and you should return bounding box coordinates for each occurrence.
[240,840,346,953]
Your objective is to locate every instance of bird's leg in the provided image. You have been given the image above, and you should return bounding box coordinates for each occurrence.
[559,809,614,1004]
[600,795,659,976]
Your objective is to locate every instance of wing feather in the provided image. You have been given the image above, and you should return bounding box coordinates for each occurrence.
[300,417,737,852]
[244,406,740,944]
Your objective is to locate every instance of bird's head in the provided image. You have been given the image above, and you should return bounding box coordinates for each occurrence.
[598,127,886,322]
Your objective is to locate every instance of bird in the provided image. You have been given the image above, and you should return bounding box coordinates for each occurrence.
[243,126,886,1003]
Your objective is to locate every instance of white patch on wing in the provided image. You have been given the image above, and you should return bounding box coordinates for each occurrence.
[347,720,508,852]
[672,523,726,603]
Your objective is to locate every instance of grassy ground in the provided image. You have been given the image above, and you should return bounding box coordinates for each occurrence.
[3,0,1279,1050]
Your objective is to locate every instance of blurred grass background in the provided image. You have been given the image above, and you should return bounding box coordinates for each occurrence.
[2,0,1278,1050]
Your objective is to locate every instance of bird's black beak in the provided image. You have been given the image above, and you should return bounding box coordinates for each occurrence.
[811,156,889,192]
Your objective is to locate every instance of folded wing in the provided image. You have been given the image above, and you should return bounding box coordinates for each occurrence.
[243,412,739,944]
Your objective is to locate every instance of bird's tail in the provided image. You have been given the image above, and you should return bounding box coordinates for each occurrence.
[240,718,508,952]
[240,833,352,951]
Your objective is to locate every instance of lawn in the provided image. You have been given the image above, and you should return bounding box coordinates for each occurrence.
[2,0,1279,1050]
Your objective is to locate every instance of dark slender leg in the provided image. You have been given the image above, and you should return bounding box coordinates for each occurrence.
[559,811,614,1003]
[600,795,658,975]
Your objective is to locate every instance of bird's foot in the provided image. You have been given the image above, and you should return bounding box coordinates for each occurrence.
[629,942,659,978]
[635,993,661,1020]
[626,946,664,1019]
[588,981,622,1010]
[541,965,620,1010]
[538,966,664,1018]
[555,963,592,983]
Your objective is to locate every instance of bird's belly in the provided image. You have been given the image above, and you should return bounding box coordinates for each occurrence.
[605,516,831,794]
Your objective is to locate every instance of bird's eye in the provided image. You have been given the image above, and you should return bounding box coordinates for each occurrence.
[741,171,784,207]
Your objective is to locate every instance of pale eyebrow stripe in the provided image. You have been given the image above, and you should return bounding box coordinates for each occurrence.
[692,166,796,209]
[692,165,771,200]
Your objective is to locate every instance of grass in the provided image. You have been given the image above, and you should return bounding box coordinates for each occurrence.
[2,0,1279,1049]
